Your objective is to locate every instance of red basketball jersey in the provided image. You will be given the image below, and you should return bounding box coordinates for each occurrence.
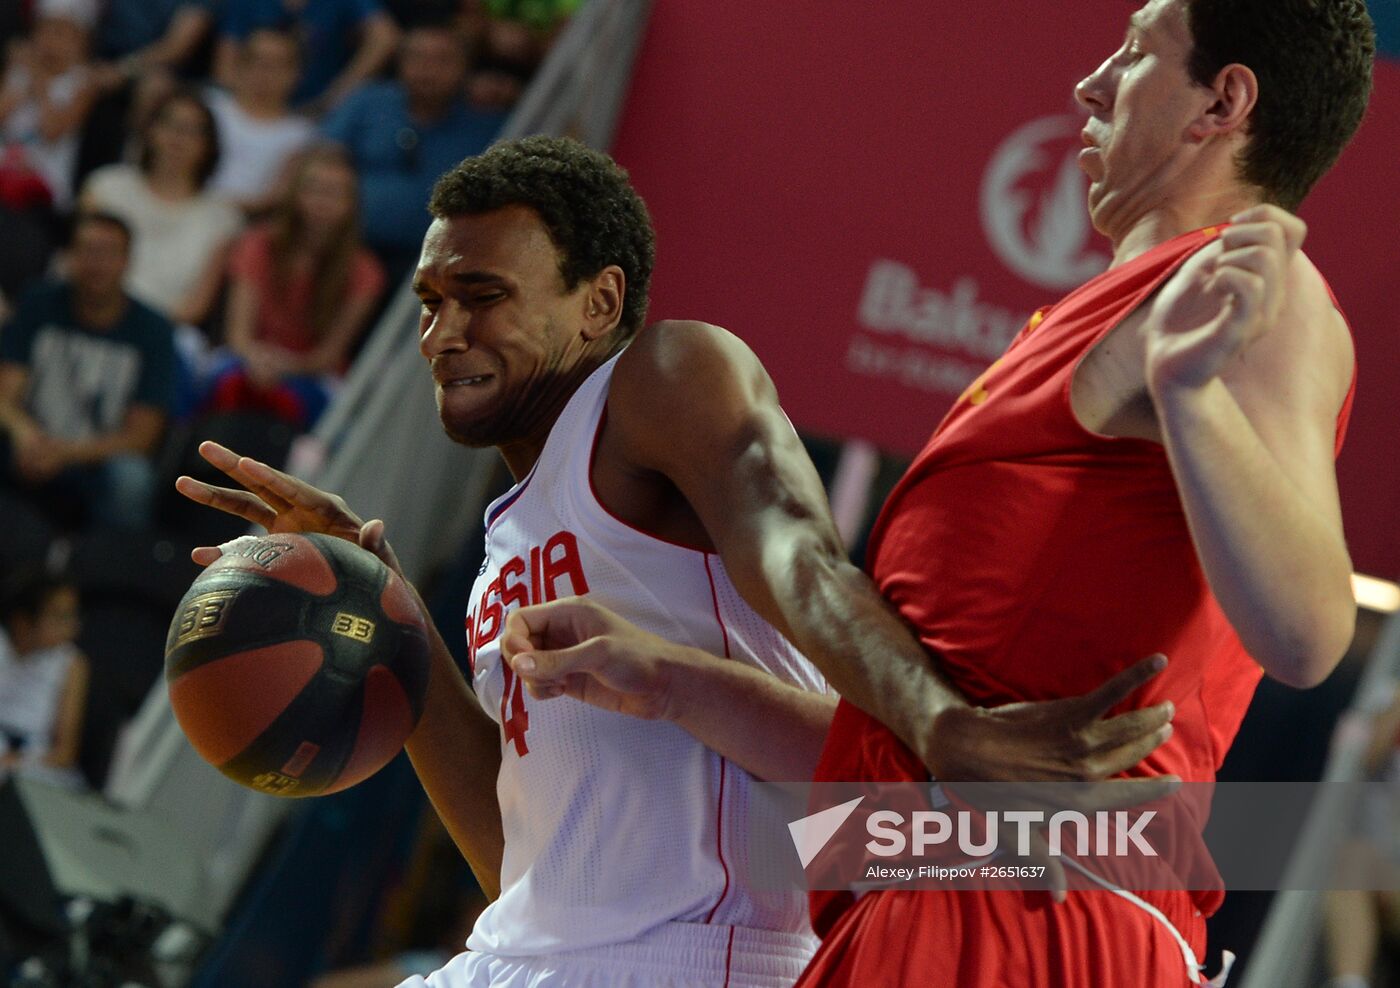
[811,226,1357,935]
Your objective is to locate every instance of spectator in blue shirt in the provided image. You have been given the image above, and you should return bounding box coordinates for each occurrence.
[321,17,507,282]
[214,0,399,115]
[0,212,177,531]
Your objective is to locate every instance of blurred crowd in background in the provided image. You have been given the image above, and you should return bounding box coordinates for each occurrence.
[0,0,578,805]
[0,3,577,980]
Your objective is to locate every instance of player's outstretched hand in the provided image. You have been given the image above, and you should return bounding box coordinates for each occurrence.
[925,653,1176,788]
[923,655,1180,902]
[1144,205,1306,394]
[175,440,405,577]
[501,598,687,722]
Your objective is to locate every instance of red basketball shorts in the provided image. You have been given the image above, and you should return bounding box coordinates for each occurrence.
[796,886,1209,987]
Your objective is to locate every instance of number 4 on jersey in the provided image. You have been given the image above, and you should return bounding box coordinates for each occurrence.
[501,664,530,756]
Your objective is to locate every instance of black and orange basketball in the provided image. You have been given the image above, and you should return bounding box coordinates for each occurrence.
[164,533,431,797]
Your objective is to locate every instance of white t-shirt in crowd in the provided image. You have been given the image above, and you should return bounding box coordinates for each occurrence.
[82,164,243,317]
[205,88,315,203]
[0,63,89,210]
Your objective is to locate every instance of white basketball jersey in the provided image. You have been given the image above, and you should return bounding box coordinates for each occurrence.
[464,351,828,958]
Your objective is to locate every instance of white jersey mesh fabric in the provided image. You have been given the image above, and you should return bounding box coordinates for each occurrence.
[464,351,828,958]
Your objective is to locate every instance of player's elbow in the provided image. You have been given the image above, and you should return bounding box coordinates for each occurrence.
[1258,596,1356,690]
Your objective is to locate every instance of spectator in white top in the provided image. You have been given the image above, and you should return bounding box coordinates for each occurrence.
[79,86,242,328]
[0,571,88,789]
[207,27,316,214]
[0,0,100,211]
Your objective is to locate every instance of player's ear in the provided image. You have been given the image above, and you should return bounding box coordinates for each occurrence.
[1191,63,1257,141]
[581,266,625,341]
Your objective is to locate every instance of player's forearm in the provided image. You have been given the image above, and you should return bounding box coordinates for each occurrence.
[1155,379,1354,687]
[760,542,971,772]
[405,636,505,899]
[662,645,836,781]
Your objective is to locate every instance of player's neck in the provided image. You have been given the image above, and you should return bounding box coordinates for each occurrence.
[495,346,621,481]
[1108,184,1261,267]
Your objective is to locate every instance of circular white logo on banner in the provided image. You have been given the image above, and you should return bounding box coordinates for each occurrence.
[980,115,1109,290]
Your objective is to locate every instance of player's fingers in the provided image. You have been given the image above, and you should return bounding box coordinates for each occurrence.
[197,442,296,513]
[499,626,534,662]
[175,475,278,528]
[237,454,352,520]
[512,638,610,682]
[1082,722,1173,778]
[1074,654,1168,720]
[501,610,536,655]
[1219,219,1285,255]
[196,440,242,472]
[358,519,405,576]
[511,597,614,652]
[190,545,222,567]
[1082,702,1174,754]
[1213,244,1282,284]
[1229,205,1306,253]
[521,675,568,701]
[1205,267,1266,337]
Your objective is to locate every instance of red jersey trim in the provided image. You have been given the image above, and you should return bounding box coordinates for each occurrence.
[705,757,732,925]
[703,552,733,924]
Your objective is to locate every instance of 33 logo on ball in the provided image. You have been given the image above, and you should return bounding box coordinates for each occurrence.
[332,612,376,643]
[174,589,239,646]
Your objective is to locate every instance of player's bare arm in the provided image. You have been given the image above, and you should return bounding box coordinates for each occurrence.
[1145,206,1356,687]
[499,596,835,781]
[589,319,1176,788]
[175,442,507,899]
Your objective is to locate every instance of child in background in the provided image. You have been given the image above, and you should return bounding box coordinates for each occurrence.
[205,145,384,431]
[0,571,89,789]
[206,27,316,215]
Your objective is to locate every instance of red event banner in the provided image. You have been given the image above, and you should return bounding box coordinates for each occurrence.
[611,1,1400,577]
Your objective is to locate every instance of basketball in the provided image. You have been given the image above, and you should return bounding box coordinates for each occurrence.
[164,532,431,797]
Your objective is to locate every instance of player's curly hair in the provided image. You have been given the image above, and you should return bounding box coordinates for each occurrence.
[1185,0,1375,211]
[429,136,657,341]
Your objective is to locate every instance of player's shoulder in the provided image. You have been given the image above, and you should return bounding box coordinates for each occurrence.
[1280,249,1353,374]
[608,320,775,447]
[619,319,756,372]
[613,319,765,402]
[1223,247,1353,416]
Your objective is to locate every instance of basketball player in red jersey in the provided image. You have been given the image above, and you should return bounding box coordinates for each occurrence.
[175,136,1180,984]
[500,0,1377,985]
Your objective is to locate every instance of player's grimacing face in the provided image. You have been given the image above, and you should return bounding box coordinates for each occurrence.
[1073,0,1210,232]
[413,207,586,449]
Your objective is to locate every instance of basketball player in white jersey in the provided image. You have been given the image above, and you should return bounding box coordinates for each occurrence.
[178,136,1178,987]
